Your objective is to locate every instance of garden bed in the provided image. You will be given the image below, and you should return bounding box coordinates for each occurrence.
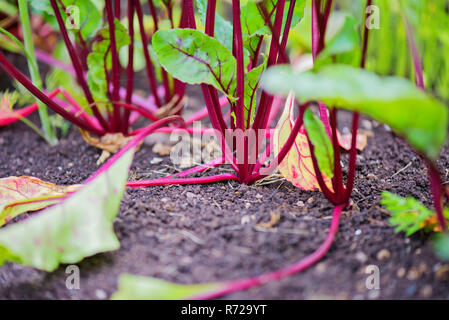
[1,109,449,300]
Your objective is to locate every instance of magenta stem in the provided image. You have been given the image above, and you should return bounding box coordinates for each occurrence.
[251,0,286,132]
[184,96,229,125]
[0,52,105,135]
[266,96,284,128]
[306,131,338,204]
[134,0,163,108]
[124,0,135,134]
[106,0,122,132]
[0,88,60,126]
[278,0,296,63]
[245,103,306,184]
[50,0,109,132]
[113,101,160,122]
[84,116,184,184]
[252,142,273,174]
[329,108,345,199]
[193,204,344,300]
[318,102,332,139]
[428,163,447,231]
[59,89,103,131]
[361,0,372,69]
[232,0,245,131]
[162,157,225,179]
[343,112,360,203]
[127,173,240,188]
[402,8,424,89]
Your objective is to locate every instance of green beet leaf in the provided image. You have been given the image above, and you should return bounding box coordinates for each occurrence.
[153,29,237,100]
[262,64,448,159]
[303,109,334,178]
[314,14,360,69]
[30,0,102,40]
[243,60,266,127]
[87,19,130,102]
[0,148,134,272]
[196,0,233,52]
[111,273,225,300]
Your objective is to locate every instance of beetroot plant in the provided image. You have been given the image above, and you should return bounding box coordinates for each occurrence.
[110,0,449,300]
[0,0,194,143]
[129,0,308,187]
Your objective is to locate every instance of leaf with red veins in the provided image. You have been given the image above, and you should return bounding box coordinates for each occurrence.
[153,29,237,101]
[274,93,333,191]
[0,91,36,126]
[0,176,81,227]
[0,89,60,126]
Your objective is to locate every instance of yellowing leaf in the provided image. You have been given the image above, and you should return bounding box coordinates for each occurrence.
[0,176,81,227]
[274,93,332,191]
[0,148,134,271]
[337,130,369,151]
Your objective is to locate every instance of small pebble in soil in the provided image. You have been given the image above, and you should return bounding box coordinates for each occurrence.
[397,268,406,278]
[420,285,433,298]
[307,197,314,204]
[355,229,362,236]
[361,120,373,130]
[377,249,391,261]
[186,192,196,198]
[150,157,163,164]
[255,194,263,199]
[366,173,377,179]
[296,201,304,207]
[407,267,420,280]
[95,289,107,300]
[355,252,368,263]
[241,215,251,225]
[315,262,327,275]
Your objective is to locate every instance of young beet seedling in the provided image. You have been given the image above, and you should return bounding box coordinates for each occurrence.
[126,0,308,187]
[0,0,196,153]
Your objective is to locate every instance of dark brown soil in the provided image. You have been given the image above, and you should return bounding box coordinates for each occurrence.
[0,51,449,299]
[1,109,449,300]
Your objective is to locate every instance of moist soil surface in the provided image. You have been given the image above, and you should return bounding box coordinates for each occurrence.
[1,88,449,300]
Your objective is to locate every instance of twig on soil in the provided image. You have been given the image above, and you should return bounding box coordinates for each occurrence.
[179,230,205,245]
[390,161,412,178]
[213,199,222,211]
